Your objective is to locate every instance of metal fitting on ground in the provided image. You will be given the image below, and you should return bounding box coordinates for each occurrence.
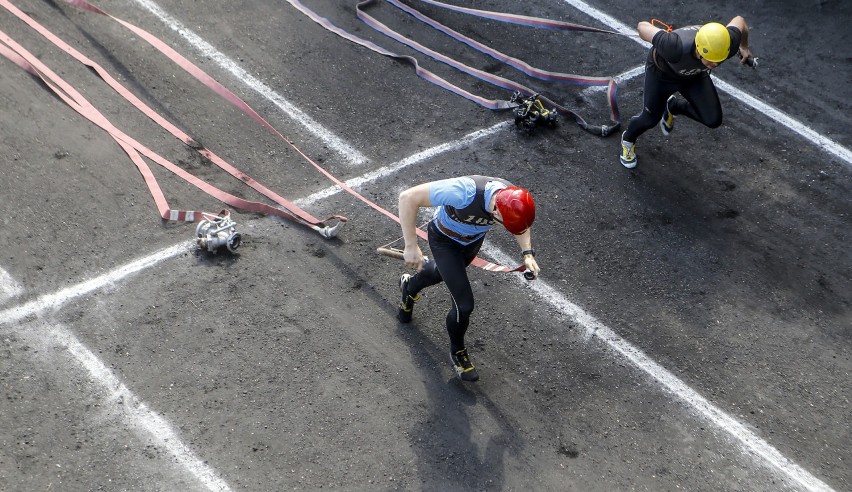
[196,210,241,253]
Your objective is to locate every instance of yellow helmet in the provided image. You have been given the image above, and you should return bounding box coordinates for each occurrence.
[695,23,731,63]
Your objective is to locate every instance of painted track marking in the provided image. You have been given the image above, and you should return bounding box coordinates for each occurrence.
[52,322,231,492]
[0,120,508,492]
[127,0,369,166]
[485,244,834,492]
[0,242,232,492]
[6,1,843,490]
[123,0,851,167]
[294,121,511,207]
[582,64,644,94]
[0,266,24,303]
[1,242,190,325]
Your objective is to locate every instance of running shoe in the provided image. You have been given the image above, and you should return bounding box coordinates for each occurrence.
[660,95,675,136]
[450,348,479,382]
[619,132,637,169]
[397,273,419,323]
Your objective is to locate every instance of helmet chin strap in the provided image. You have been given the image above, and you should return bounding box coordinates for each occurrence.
[489,191,501,216]
[490,198,505,228]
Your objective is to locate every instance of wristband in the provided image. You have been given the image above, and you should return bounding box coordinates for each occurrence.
[522,249,535,258]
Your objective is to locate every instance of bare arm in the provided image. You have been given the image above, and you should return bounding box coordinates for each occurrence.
[512,228,540,279]
[637,21,662,43]
[398,182,433,270]
[727,16,752,63]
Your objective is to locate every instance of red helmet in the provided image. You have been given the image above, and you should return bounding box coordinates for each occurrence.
[495,186,535,234]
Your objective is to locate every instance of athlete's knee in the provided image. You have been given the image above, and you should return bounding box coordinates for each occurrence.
[423,259,441,280]
[456,298,475,319]
[631,108,663,131]
[699,107,723,128]
[705,113,723,128]
[446,301,473,338]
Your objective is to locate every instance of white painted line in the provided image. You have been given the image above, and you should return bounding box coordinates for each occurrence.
[0,242,192,326]
[54,323,232,492]
[0,266,24,302]
[0,123,506,492]
[483,244,834,492]
[294,121,512,207]
[558,0,648,38]
[0,241,230,491]
[284,104,833,487]
[558,0,852,166]
[6,2,839,489]
[712,77,852,165]
[581,64,644,94]
[127,0,369,166]
[280,102,830,490]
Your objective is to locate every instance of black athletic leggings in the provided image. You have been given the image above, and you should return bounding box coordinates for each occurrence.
[623,62,723,143]
[405,221,484,352]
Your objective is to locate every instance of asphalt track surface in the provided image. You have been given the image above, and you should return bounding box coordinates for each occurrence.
[0,0,850,491]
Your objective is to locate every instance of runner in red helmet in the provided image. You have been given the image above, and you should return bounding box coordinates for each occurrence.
[494,186,536,235]
[396,175,539,381]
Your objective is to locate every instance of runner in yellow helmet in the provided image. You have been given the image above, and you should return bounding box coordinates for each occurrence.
[619,17,754,169]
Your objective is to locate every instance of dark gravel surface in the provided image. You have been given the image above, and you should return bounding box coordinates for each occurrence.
[0,0,849,490]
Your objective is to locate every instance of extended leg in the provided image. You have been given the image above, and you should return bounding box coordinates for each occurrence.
[673,75,723,128]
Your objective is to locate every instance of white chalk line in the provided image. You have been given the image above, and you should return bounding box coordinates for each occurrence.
[712,77,852,165]
[486,241,832,492]
[7,1,840,490]
[0,241,232,492]
[280,92,833,487]
[0,266,24,302]
[582,64,644,94]
[0,123,507,488]
[262,41,835,486]
[0,116,830,492]
[1,242,190,325]
[0,13,508,492]
[126,0,369,167]
[294,121,511,207]
[55,323,232,492]
[559,0,852,167]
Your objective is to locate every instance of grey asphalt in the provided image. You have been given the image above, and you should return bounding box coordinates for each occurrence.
[0,0,849,491]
